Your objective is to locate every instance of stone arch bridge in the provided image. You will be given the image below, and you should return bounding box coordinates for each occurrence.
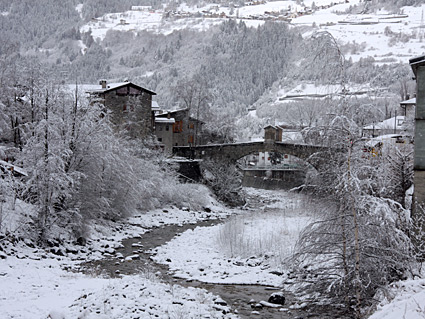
[173,141,328,165]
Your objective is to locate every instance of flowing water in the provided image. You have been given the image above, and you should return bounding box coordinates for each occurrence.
[78,195,350,319]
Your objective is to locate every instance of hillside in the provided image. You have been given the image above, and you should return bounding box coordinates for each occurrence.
[1,1,425,318]
[1,0,423,143]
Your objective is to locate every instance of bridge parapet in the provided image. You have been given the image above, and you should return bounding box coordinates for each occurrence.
[173,141,329,165]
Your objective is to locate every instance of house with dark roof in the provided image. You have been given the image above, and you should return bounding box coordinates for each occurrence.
[87,80,157,139]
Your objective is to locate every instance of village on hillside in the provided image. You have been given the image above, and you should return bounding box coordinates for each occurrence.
[2,1,425,318]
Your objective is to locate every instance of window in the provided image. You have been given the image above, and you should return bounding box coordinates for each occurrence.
[123,104,127,112]
[166,125,169,131]
[188,135,194,143]
[173,121,183,133]
[158,138,162,142]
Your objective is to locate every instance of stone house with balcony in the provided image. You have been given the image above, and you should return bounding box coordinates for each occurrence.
[155,108,203,152]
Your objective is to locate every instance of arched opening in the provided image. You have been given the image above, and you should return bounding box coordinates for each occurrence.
[236,151,316,190]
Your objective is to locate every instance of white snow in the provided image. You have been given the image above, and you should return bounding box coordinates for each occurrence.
[363,116,405,130]
[0,255,237,319]
[75,4,83,19]
[0,187,238,319]
[80,10,225,40]
[77,39,87,55]
[276,82,381,103]
[79,0,425,63]
[152,189,315,286]
[369,279,425,319]
[2,185,425,318]
[291,3,425,62]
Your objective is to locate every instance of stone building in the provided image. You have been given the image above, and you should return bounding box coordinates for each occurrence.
[155,108,203,151]
[87,80,157,139]
[264,125,283,142]
[154,117,175,153]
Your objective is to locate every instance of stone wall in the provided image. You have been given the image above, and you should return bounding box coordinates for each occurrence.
[173,141,327,165]
[170,110,190,147]
[103,91,153,139]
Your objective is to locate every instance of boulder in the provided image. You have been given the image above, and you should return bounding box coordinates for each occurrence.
[268,292,285,305]
[76,237,87,246]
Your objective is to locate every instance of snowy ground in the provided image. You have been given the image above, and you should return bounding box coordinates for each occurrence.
[152,189,315,287]
[292,3,425,63]
[0,254,237,319]
[369,279,425,319]
[2,187,425,318]
[80,0,424,63]
[0,189,238,319]
[276,82,385,103]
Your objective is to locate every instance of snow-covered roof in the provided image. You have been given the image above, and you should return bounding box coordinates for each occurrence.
[156,108,189,115]
[86,81,156,95]
[264,124,278,129]
[155,117,175,124]
[152,100,160,110]
[400,97,416,105]
[0,159,27,177]
[365,134,403,147]
[410,55,425,77]
[363,116,405,130]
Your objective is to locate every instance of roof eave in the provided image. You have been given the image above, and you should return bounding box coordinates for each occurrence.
[88,82,157,95]
[410,55,425,78]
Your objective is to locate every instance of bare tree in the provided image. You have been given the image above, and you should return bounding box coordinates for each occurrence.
[288,32,414,318]
[175,76,211,145]
[200,159,245,207]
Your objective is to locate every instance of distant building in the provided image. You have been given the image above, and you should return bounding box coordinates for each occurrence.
[400,97,416,136]
[242,124,304,169]
[131,6,152,11]
[362,116,405,138]
[400,97,416,118]
[87,80,156,139]
[264,125,283,142]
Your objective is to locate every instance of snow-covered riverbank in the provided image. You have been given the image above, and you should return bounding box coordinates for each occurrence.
[0,186,239,319]
[0,253,238,319]
[2,187,425,318]
[151,189,315,287]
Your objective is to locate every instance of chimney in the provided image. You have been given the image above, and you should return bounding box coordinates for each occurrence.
[99,80,107,89]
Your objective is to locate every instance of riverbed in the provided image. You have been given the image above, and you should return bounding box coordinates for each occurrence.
[78,188,349,318]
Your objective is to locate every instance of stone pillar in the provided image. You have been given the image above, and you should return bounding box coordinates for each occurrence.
[411,56,425,258]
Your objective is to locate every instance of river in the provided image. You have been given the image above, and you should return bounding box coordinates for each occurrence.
[78,190,350,319]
